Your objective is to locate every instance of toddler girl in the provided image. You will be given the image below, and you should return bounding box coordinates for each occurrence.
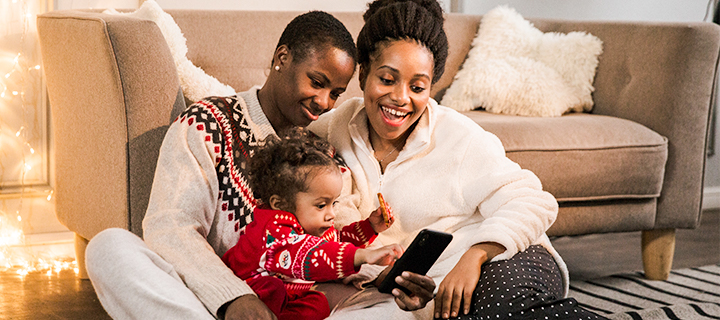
[222,127,401,320]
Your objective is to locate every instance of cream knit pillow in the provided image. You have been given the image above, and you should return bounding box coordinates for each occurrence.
[441,6,603,117]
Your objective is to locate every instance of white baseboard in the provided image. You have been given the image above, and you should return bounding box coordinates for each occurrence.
[703,186,720,210]
[24,231,74,245]
[11,231,75,260]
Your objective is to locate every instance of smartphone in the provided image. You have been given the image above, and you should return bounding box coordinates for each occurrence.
[377,229,453,294]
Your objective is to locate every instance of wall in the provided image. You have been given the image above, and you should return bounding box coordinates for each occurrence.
[1,0,66,242]
[153,0,369,11]
[458,0,712,22]
[55,0,137,10]
[457,0,720,209]
[153,0,453,12]
[55,0,452,12]
[710,119,720,209]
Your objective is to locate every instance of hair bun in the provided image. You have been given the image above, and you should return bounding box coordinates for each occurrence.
[364,0,444,23]
[358,0,448,83]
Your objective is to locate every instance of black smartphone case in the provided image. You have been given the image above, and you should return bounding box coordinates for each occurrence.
[377,229,453,294]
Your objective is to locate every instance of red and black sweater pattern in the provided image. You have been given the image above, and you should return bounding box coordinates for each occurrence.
[174,96,258,233]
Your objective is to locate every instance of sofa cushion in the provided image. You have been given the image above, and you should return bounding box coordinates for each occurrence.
[462,111,668,202]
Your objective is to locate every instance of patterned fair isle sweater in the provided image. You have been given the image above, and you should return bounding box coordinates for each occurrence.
[142,87,275,317]
[223,207,378,292]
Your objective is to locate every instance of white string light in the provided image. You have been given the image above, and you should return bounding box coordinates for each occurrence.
[0,0,74,277]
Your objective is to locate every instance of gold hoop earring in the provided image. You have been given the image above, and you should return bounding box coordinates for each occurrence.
[274,65,280,71]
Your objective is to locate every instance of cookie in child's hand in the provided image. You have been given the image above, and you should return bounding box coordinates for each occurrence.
[377,193,391,227]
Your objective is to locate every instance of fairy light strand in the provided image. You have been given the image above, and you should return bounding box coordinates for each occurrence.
[0,0,76,277]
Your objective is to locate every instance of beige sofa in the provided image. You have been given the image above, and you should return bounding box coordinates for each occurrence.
[37,9,720,280]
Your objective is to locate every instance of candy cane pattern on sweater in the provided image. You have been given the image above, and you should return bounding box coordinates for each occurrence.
[223,208,378,288]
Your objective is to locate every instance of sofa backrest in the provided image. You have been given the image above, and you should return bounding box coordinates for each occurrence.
[39,9,720,239]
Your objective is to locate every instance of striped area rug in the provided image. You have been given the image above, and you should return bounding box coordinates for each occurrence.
[569,264,720,319]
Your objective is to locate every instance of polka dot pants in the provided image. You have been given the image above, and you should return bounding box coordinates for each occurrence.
[445,245,608,320]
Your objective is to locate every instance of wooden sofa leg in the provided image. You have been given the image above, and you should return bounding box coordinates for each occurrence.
[74,233,90,279]
[641,228,676,280]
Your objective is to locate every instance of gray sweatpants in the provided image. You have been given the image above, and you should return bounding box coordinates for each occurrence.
[86,228,215,319]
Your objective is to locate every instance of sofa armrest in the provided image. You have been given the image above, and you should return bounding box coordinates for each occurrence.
[38,10,182,240]
[560,21,720,229]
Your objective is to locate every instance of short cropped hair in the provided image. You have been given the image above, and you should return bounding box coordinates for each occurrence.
[275,11,358,66]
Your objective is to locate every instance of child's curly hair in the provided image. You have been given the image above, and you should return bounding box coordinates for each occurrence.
[248,127,343,211]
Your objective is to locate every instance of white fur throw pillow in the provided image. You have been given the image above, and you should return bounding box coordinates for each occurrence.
[104,0,236,103]
[440,6,603,117]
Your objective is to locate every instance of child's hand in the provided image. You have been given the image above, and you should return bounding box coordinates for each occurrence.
[369,206,394,233]
[354,244,403,267]
[370,193,395,233]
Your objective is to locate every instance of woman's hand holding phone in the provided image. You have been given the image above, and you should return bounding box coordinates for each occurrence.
[378,269,436,311]
[371,229,452,312]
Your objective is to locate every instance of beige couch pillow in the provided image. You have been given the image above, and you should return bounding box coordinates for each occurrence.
[441,6,603,117]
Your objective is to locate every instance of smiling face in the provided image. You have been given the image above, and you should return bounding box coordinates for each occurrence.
[291,167,343,237]
[274,45,356,128]
[360,39,434,142]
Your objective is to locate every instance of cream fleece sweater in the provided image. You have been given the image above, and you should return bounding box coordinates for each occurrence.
[309,98,569,295]
[142,87,275,316]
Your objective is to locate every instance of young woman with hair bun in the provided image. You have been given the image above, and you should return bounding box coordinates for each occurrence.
[310,1,608,319]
